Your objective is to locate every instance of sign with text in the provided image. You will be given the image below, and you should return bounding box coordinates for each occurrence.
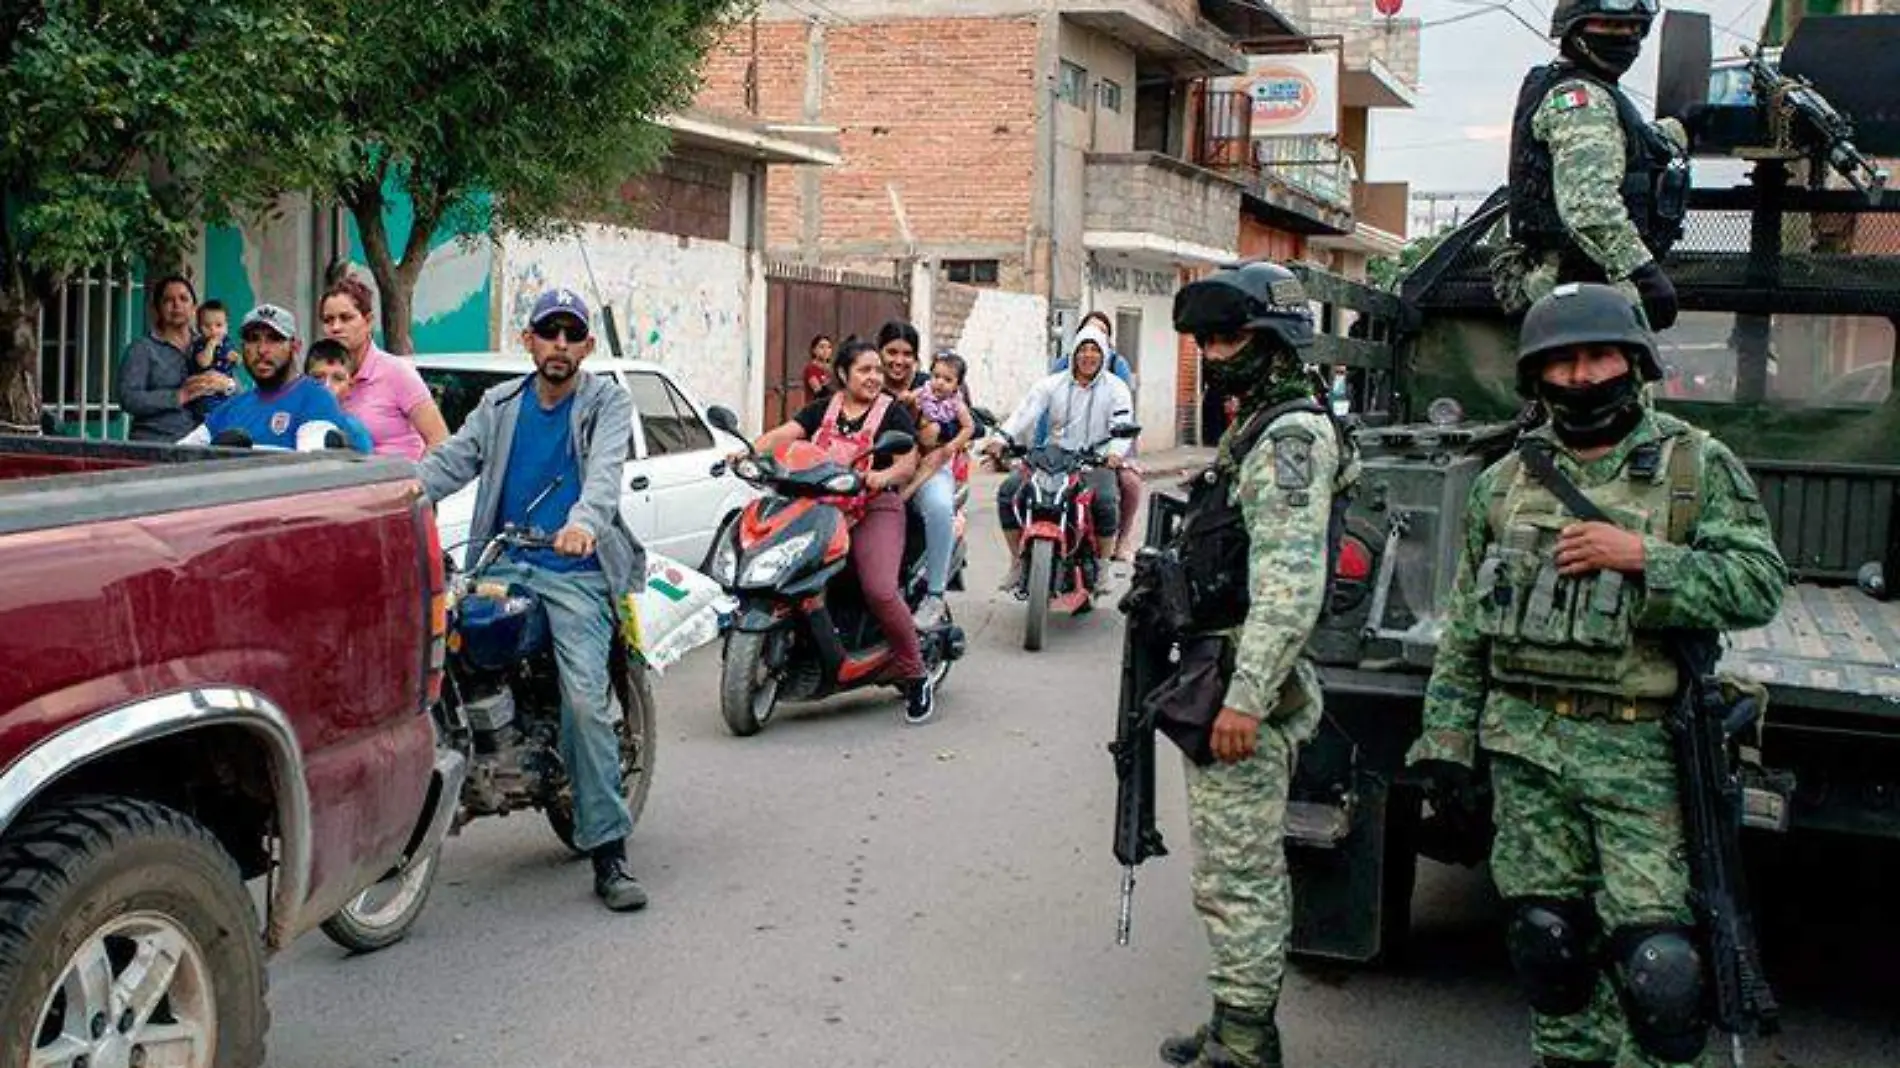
[1222,52,1339,140]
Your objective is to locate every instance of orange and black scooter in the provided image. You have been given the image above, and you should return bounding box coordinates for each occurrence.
[706,433,967,737]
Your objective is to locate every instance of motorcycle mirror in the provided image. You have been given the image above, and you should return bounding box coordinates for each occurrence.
[871,430,916,457]
[706,405,741,436]
[1111,423,1142,440]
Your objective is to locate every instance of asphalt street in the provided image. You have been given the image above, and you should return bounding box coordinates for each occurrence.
[266,472,1900,1068]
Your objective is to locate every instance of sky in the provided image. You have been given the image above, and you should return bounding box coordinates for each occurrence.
[1362,0,1774,191]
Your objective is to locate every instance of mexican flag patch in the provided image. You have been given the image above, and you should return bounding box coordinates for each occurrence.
[1547,86,1591,112]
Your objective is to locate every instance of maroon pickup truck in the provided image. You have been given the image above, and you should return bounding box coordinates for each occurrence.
[0,435,456,1067]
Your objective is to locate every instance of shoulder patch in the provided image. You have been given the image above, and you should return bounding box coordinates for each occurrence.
[1273,434,1315,491]
[1545,85,1593,113]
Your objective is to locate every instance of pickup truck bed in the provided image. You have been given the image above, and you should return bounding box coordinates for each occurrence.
[1728,584,1900,714]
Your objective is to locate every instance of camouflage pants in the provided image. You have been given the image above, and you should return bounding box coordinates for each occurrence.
[1185,721,1293,1013]
[1488,721,1701,1068]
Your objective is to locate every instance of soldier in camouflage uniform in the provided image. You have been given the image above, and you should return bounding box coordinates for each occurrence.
[1154,262,1359,1068]
[1405,284,1787,1068]
[1495,0,1690,330]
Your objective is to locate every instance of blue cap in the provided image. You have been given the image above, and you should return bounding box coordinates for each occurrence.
[529,287,591,328]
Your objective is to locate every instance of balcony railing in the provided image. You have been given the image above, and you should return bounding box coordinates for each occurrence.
[1196,90,1356,212]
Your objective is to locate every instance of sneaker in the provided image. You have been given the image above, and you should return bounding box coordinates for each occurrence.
[590,842,649,912]
[912,595,948,630]
[902,674,937,726]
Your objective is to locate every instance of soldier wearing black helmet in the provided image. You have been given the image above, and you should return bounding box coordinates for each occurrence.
[1134,262,1358,1068]
[1495,0,1691,330]
[1404,284,1785,1068]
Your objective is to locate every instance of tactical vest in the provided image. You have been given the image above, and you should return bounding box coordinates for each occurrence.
[1173,398,1357,633]
[1507,63,1690,268]
[1474,417,1704,698]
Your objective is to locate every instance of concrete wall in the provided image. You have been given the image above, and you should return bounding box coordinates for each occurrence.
[1082,154,1241,253]
[1081,254,1181,450]
[933,280,1051,419]
[499,225,756,424]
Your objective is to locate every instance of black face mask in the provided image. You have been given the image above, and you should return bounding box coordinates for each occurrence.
[1569,30,1644,80]
[1537,372,1643,448]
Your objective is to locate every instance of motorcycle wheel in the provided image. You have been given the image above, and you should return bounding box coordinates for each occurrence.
[720,629,782,737]
[546,646,660,853]
[1024,539,1055,652]
[320,844,441,954]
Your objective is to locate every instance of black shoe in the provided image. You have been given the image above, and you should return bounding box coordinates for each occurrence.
[590,841,649,912]
[1159,1024,1208,1065]
[902,674,937,726]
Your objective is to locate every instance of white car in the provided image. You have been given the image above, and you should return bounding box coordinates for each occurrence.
[413,354,757,569]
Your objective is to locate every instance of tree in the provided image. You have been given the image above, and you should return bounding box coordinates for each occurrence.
[318,0,752,353]
[1367,232,1450,294]
[0,0,337,427]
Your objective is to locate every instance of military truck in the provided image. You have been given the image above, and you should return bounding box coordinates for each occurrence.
[1271,13,1900,963]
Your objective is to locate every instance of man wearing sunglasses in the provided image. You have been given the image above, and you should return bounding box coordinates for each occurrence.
[1496,0,1689,332]
[417,287,651,913]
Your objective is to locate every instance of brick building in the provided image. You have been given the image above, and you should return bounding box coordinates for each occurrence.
[697,0,1419,447]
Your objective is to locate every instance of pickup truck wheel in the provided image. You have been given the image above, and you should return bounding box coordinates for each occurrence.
[0,796,267,1068]
[318,846,440,954]
[545,648,660,853]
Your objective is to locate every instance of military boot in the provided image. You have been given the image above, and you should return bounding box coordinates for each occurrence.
[1157,1021,1209,1066]
[1183,1003,1282,1068]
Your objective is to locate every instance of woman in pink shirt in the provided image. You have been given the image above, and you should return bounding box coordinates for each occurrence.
[320,277,450,460]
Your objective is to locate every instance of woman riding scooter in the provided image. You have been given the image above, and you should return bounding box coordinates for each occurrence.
[747,340,937,723]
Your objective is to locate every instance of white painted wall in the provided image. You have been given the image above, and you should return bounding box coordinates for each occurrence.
[500,224,754,424]
[1085,255,1182,451]
[947,288,1051,421]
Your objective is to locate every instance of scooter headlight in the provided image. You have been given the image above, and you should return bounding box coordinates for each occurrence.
[740,531,818,588]
[710,528,740,586]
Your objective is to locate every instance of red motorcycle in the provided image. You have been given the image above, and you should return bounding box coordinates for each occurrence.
[708,434,967,735]
[997,425,1140,651]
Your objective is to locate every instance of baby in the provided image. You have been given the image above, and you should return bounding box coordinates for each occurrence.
[186,300,243,421]
[916,352,970,450]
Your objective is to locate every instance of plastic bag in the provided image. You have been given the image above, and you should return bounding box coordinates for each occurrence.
[621,554,735,674]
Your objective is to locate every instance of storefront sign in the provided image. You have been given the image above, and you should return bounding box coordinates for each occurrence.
[1089,262,1173,297]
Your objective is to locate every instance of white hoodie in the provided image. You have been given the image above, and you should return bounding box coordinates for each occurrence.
[1000,325,1136,457]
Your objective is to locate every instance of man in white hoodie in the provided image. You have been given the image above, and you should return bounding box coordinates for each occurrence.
[985,324,1136,585]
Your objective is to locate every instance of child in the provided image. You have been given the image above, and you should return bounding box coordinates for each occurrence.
[305,339,375,452]
[916,352,971,450]
[186,300,244,421]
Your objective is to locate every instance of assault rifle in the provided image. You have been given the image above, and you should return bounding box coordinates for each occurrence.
[1743,45,1889,200]
[1668,631,1780,1067]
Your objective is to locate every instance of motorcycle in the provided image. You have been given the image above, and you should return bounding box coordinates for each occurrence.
[996,424,1140,652]
[707,430,968,736]
[321,526,657,952]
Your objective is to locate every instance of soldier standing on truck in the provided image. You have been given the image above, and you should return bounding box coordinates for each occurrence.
[1495,0,1690,330]
[1404,283,1786,1068]
[1143,262,1357,1068]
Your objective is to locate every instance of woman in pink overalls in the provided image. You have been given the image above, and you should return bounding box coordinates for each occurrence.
[747,340,935,722]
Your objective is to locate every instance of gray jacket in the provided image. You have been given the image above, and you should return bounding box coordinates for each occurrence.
[118,332,199,442]
[417,371,646,598]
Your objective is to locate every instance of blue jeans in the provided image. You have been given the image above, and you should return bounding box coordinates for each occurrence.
[490,561,631,853]
[912,464,956,595]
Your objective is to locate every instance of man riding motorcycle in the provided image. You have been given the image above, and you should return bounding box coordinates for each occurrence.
[415,287,650,912]
[985,323,1135,587]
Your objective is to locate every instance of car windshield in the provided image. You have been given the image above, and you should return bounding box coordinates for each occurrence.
[1655,312,1896,408]
[418,369,518,433]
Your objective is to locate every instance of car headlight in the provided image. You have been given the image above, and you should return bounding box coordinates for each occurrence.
[710,529,740,586]
[822,472,860,494]
[740,531,818,587]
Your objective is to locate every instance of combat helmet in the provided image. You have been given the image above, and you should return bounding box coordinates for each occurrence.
[1172,261,1315,353]
[1515,282,1663,395]
[1549,0,1659,38]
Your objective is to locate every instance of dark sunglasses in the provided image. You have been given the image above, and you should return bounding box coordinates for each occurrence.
[532,318,589,342]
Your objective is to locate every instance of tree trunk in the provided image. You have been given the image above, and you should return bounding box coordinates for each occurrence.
[345,180,445,357]
[0,286,44,433]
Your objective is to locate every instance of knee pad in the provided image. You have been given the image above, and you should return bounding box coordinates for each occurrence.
[1610,925,1709,1064]
[1505,897,1600,1017]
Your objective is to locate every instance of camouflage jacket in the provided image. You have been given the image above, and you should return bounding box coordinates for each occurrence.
[1408,409,1787,771]
[1219,407,1354,743]
[1497,81,1688,311]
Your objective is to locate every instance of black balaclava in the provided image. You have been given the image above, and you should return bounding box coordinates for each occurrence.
[1206,335,1316,429]
[1537,372,1643,449]
[1562,26,1644,81]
